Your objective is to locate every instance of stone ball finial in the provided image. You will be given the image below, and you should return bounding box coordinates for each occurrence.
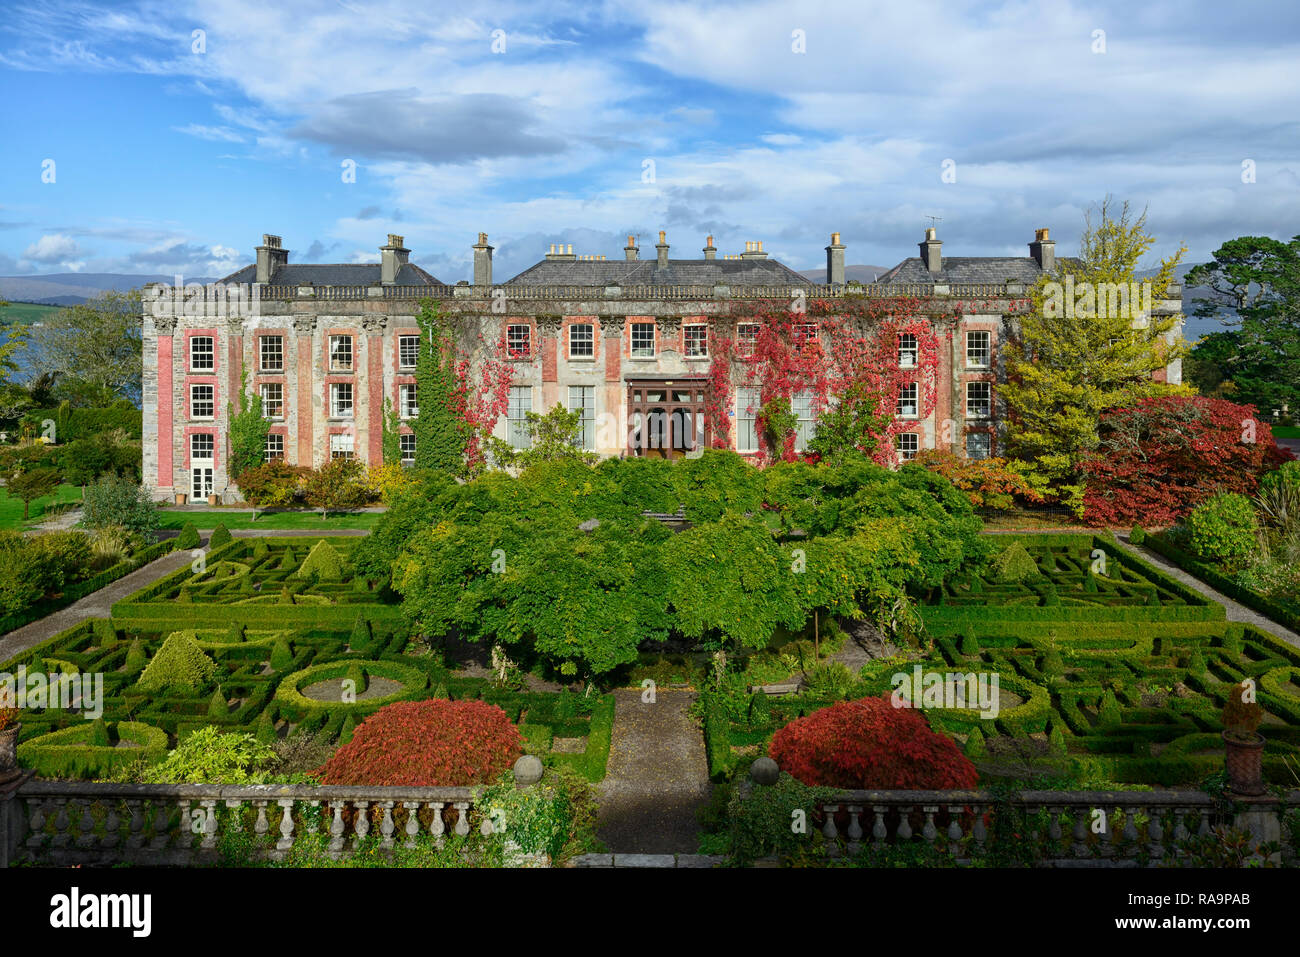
[750,756,779,786]
[513,754,544,788]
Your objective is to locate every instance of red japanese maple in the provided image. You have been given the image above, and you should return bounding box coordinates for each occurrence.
[1080,395,1293,527]
[770,695,978,790]
[318,699,522,786]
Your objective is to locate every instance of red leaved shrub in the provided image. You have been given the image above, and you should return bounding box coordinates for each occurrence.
[769,695,978,790]
[1080,395,1292,527]
[318,699,521,786]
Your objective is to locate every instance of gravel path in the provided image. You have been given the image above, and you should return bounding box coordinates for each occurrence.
[1112,535,1300,650]
[0,548,196,664]
[596,688,710,854]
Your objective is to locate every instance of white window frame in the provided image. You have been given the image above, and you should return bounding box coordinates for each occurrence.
[265,432,285,461]
[568,385,596,449]
[190,384,215,420]
[898,333,918,368]
[189,336,215,372]
[506,325,531,359]
[399,433,416,464]
[507,386,532,449]
[329,433,355,460]
[895,432,919,461]
[191,466,214,501]
[329,335,353,372]
[190,433,215,461]
[736,387,760,453]
[792,390,816,452]
[631,322,656,358]
[568,323,594,359]
[736,323,759,358]
[399,384,418,419]
[966,431,992,460]
[330,382,354,419]
[684,324,708,358]
[966,330,991,368]
[896,383,919,418]
[259,382,284,420]
[398,335,419,370]
[967,381,992,419]
[260,335,283,372]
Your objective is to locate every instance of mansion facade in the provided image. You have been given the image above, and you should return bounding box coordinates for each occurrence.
[140,227,1183,502]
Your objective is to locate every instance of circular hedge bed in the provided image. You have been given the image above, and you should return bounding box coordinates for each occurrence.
[318,699,521,786]
[273,658,428,716]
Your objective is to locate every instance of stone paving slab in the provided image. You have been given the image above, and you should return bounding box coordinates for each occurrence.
[596,688,710,854]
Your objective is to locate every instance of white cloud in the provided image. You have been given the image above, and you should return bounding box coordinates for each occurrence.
[22,233,82,264]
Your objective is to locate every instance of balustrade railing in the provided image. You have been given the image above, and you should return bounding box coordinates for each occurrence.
[2,780,496,867]
[807,788,1299,866]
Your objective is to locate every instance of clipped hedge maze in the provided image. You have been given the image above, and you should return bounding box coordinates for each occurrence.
[5,544,615,782]
[111,537,405,629]
[923,535,1222,625]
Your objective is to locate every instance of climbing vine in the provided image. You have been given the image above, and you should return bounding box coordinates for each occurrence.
[706,297,944,466]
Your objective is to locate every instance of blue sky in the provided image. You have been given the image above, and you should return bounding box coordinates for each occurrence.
[1,0,1298,284]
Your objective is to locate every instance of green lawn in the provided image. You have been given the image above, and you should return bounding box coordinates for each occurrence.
[0,301,61,324]
[0,483,83,529]
[157,509,383,531]
[1273,425,1300,439]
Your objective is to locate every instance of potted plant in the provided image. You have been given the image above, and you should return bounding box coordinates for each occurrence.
[207,493,220,506]
[1221,681,1266,796]
[0,706,21,786]
[175,492,187,505]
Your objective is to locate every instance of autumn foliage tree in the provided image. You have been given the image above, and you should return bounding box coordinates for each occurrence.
[770,695,978,789]
[318,699,521,786]
[1003,198,1189,510]
[1079,395,1292,526]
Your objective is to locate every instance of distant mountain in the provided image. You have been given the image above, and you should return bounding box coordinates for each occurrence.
[798,265,893,284]
[0,273,219,307]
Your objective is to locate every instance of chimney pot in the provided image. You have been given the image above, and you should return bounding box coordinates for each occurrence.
[566,244,573,255]
[826,230,846,285]
[255,233,289,283]
[1029,227,1056,272]
[473,232,494,286]
[918,228,942,275]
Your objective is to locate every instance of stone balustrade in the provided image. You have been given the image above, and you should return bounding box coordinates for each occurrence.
[1,779,500,867]
[240,282,1033,304]
[808,788,1299,866]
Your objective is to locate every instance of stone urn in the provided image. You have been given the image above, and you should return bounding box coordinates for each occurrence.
[1223,730,1266,797]
[0,720,21,786]
[175,492,187,505]
[207,493,220,506]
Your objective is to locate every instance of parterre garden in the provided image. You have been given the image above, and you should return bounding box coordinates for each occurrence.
[4,537,613,783]
[701,535,1300,787]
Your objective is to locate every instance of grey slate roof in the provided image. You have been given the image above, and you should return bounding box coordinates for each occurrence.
[503,257,814,286]
[217,262,442,286]
[878,256,1080,284]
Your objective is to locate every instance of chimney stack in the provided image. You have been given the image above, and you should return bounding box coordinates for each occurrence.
[703,235,716,260]
[740,240,768,260]
[472,232,493,286]
[380,233,409,285]
[624,234,639,261]
[546,243,577,261]
[825,231,845,285]
[255,234,289,284]
[1028,227,1055,272]
[918,227,942,275]
[656,230,669,268]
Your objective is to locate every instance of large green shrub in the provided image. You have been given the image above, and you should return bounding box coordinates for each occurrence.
[136,631,218,694]
[175,522,200,550]
[209,523,233,547]
[140,727,274,784]
[990,541,1040,583]
[294,539,344,581]
[1185,492,1258,565]
[81,474,159,537]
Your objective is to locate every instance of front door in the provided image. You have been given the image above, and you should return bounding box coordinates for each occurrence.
[627,379,708,458]
[191,466,214,500]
